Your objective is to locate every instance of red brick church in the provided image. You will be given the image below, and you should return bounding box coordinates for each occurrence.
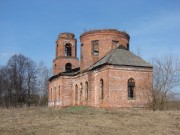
[48,29,153,108]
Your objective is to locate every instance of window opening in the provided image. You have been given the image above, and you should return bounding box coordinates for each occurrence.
[80,83,83,102]
[92,40,99,55]
[65,43,72,56]
[54,87,56,101]
[112,40,118,49]
[81,44,83,58]
[75,85,78,102]
[100,79,104,99]
[65,63,72,71]
[85,82,88,100]
[51,88,52,101]
[127,43,129,50]
[128,78,135,98]
[58,85,60,99]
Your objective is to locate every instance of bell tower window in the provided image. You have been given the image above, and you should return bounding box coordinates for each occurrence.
[65,63,72,71]
[65,43,72,56]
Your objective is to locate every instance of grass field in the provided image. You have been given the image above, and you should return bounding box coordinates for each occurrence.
[0,106,179,135]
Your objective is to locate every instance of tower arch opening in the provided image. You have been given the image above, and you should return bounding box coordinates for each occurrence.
[65,63,72,71]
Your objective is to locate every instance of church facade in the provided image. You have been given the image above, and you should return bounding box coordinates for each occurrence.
[48,29,153,108]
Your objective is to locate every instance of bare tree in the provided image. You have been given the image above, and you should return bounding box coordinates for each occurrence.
[25,58,37,107]
[7,54,27,106]
[137,77,153,109]
[152,55,180,110]
[36,61,50,106]
[5,54,38,107]
[0,54,51,107]
[0,66,14,107]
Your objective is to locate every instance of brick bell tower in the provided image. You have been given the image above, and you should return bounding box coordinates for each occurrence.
[53,33,79,75]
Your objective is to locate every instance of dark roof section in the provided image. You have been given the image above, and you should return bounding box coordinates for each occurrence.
[89,46,152,70]
[49,67,80,81]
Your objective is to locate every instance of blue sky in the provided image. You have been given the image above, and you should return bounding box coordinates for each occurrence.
[0,0,180,69]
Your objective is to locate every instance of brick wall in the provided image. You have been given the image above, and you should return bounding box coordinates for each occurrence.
[48,29,153,109]
[49,65,152,108]
[53,33,79,75]
[53,57,79,75]
[80,29,130,70]
[108,65,153,108]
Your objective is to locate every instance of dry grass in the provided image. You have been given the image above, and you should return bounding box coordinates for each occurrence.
[0,106,179,135]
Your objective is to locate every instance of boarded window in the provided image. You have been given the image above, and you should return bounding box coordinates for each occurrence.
[92,40,99,55]
[128,78,135,98]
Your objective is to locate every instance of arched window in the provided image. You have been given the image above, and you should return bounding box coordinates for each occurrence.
[85,82,88,100]
[128,78,135,98]
[100,79,104,99]
[65,63,72,71]
[112,40,118,49]
[75,85,78,102]
[54,87,56,101]
[80,83,83,103]
[65,43,72,56]
[81,44,83,58]
[50,88,52,101]
[80,83,83,102]
[92,40,99,55]
[58,85,60,99]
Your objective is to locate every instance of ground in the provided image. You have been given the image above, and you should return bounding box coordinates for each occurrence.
[0,107,179,135]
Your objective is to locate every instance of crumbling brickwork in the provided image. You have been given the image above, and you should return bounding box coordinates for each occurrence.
[49,29,153,109]
[53,33,79,75]
[80,29,130,70]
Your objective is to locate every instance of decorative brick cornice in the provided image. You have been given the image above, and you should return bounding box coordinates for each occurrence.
[58,32,75,39]
[53,56,78,62]
[80,29,130,40]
